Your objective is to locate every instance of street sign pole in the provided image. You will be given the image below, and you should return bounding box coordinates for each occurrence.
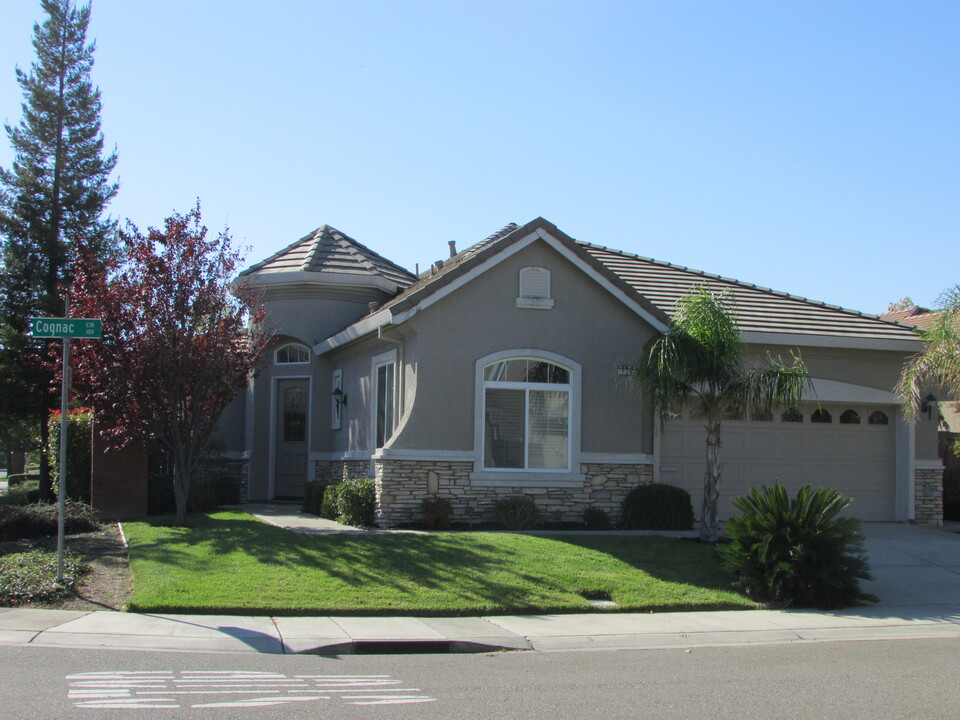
[56,305,70,583]
[29,307,101,585]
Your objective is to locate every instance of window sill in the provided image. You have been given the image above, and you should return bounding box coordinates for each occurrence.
[515,297,554,310]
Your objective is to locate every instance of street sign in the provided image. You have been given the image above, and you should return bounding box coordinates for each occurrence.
[29,317,102,339]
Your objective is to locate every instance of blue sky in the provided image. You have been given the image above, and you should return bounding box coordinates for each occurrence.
[1,0,957,314]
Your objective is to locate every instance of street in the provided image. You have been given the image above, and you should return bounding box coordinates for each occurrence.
[1,639,957,719]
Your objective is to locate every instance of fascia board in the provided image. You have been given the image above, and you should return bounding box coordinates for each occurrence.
[241,270,398,292]
[314,309,392,355]
[741,331,922,352]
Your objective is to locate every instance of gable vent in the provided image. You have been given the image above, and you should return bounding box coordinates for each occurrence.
[517,266,554,310]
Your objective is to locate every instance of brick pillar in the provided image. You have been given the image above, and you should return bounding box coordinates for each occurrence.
[914,464,944,527]
[90,430,148,520]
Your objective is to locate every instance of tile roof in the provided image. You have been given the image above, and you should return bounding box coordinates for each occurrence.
[239,225,415,288]
[880,306,939,330]
[579,243,921,343]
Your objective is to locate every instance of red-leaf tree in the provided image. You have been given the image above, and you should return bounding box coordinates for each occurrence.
[69,204,273,525]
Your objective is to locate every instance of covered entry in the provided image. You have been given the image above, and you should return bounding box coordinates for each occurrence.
[274,378,310,498]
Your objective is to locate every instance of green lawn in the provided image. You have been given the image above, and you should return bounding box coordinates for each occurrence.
[122,511,757,615]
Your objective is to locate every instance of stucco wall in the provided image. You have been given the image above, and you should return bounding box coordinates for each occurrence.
[382,241,656,457]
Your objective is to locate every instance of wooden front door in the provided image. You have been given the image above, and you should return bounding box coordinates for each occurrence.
[275,379,309,498]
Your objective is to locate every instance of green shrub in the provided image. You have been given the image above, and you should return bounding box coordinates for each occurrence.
[718,484,875,609]
[47,408,93,503]
[6,473,32,487]
[0,500,102,540]
[494,495,539,530]
[622,483,694,530]
[0,479,41,508]
[321,482,342,520]
[421,497,453,529]
[0,550,88,606]
[303,480,336,516]
[583,507,612,530]
[336,478,376,527]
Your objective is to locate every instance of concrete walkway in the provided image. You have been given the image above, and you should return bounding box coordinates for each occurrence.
[0,518,957,655]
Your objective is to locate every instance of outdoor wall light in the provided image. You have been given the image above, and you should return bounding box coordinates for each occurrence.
[920,393,937,420]
[332,387,348,407]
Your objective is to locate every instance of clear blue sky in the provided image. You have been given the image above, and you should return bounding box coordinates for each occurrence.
[2,0,957,314]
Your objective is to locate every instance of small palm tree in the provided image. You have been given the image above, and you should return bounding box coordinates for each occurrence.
[635,287,809,543]
[897,285,960,432]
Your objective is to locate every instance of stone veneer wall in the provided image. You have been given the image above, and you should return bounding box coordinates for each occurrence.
[914,466,944,527]
[314,460,372,483]
[374,460,653,527]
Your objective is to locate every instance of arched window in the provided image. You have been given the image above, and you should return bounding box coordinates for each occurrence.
[782,407,803,423]
[482,357,570,471]
[840,409,860,424]
[868,410,889,425]
[811,408,832,424]
[275,343,310,364]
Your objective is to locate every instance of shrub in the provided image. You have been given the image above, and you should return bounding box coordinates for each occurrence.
[320,482,342,520]
[47,408,93,503]
[494,495,539,530]
[0,501,102,540]
[302,481,330,516]
[621,483,694,530]
[0,550,88,606]
[0,479,41,508]
[583,507,612,530]
[718,484,875,609]
[336,478,376,527]
[421,497,453,529]
[6,473,32,487]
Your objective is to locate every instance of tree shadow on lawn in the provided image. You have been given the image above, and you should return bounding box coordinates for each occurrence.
[127,514,748,615]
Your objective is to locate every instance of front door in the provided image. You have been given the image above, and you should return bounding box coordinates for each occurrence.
[275,378,309,498]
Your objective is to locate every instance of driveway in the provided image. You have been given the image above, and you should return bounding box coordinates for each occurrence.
[859,522,960,615]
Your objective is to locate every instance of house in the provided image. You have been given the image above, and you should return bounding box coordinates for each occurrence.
[213,217,943,527]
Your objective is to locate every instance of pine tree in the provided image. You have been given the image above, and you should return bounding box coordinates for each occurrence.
[0,0,118,499]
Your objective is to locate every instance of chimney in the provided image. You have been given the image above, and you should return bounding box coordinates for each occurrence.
[448,240,457,258]
[368,301,380,314]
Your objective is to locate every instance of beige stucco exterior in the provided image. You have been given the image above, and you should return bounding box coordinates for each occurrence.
[215,220,941,526]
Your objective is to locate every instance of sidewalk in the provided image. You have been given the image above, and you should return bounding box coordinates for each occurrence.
[1,604,959,655]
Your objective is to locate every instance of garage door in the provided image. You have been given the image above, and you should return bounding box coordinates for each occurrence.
[659,403,896,521]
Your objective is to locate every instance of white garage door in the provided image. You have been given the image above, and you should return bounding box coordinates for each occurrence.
[660,403,896,521]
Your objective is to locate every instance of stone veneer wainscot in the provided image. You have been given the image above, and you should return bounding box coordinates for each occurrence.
[373,460,654,527]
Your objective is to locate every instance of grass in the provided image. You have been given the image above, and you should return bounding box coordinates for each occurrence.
[122,511,757,616]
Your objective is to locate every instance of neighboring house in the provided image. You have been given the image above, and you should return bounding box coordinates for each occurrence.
[214,218,943,527]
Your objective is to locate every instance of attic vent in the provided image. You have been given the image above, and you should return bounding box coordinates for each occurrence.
[516,266,554,310]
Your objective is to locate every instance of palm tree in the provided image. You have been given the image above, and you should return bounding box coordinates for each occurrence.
[897,285,960,431]
[635,287,809,543]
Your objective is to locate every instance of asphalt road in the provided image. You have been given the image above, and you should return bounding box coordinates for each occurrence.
[1,639,957,719]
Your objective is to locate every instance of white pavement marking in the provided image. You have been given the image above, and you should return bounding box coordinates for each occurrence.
[67,671,437,708]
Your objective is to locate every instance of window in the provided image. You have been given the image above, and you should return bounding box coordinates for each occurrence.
[482,358,570,471]
[840,409,860,424]
[283,387,306,442]
[868,410,889,425]
[373,353,396,448]
[516,267,554,309]
[751,407,773,421]
[275,343,310,364]
[782,407,803,423]
[811,408,832,424]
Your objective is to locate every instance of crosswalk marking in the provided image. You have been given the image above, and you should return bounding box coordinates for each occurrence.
[67,671,437,708]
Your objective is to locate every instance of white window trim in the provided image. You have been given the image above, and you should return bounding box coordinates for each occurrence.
[371,349,398,452]
[471,349,583,485]
[274,342,311,365]
[331,369,343,430]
